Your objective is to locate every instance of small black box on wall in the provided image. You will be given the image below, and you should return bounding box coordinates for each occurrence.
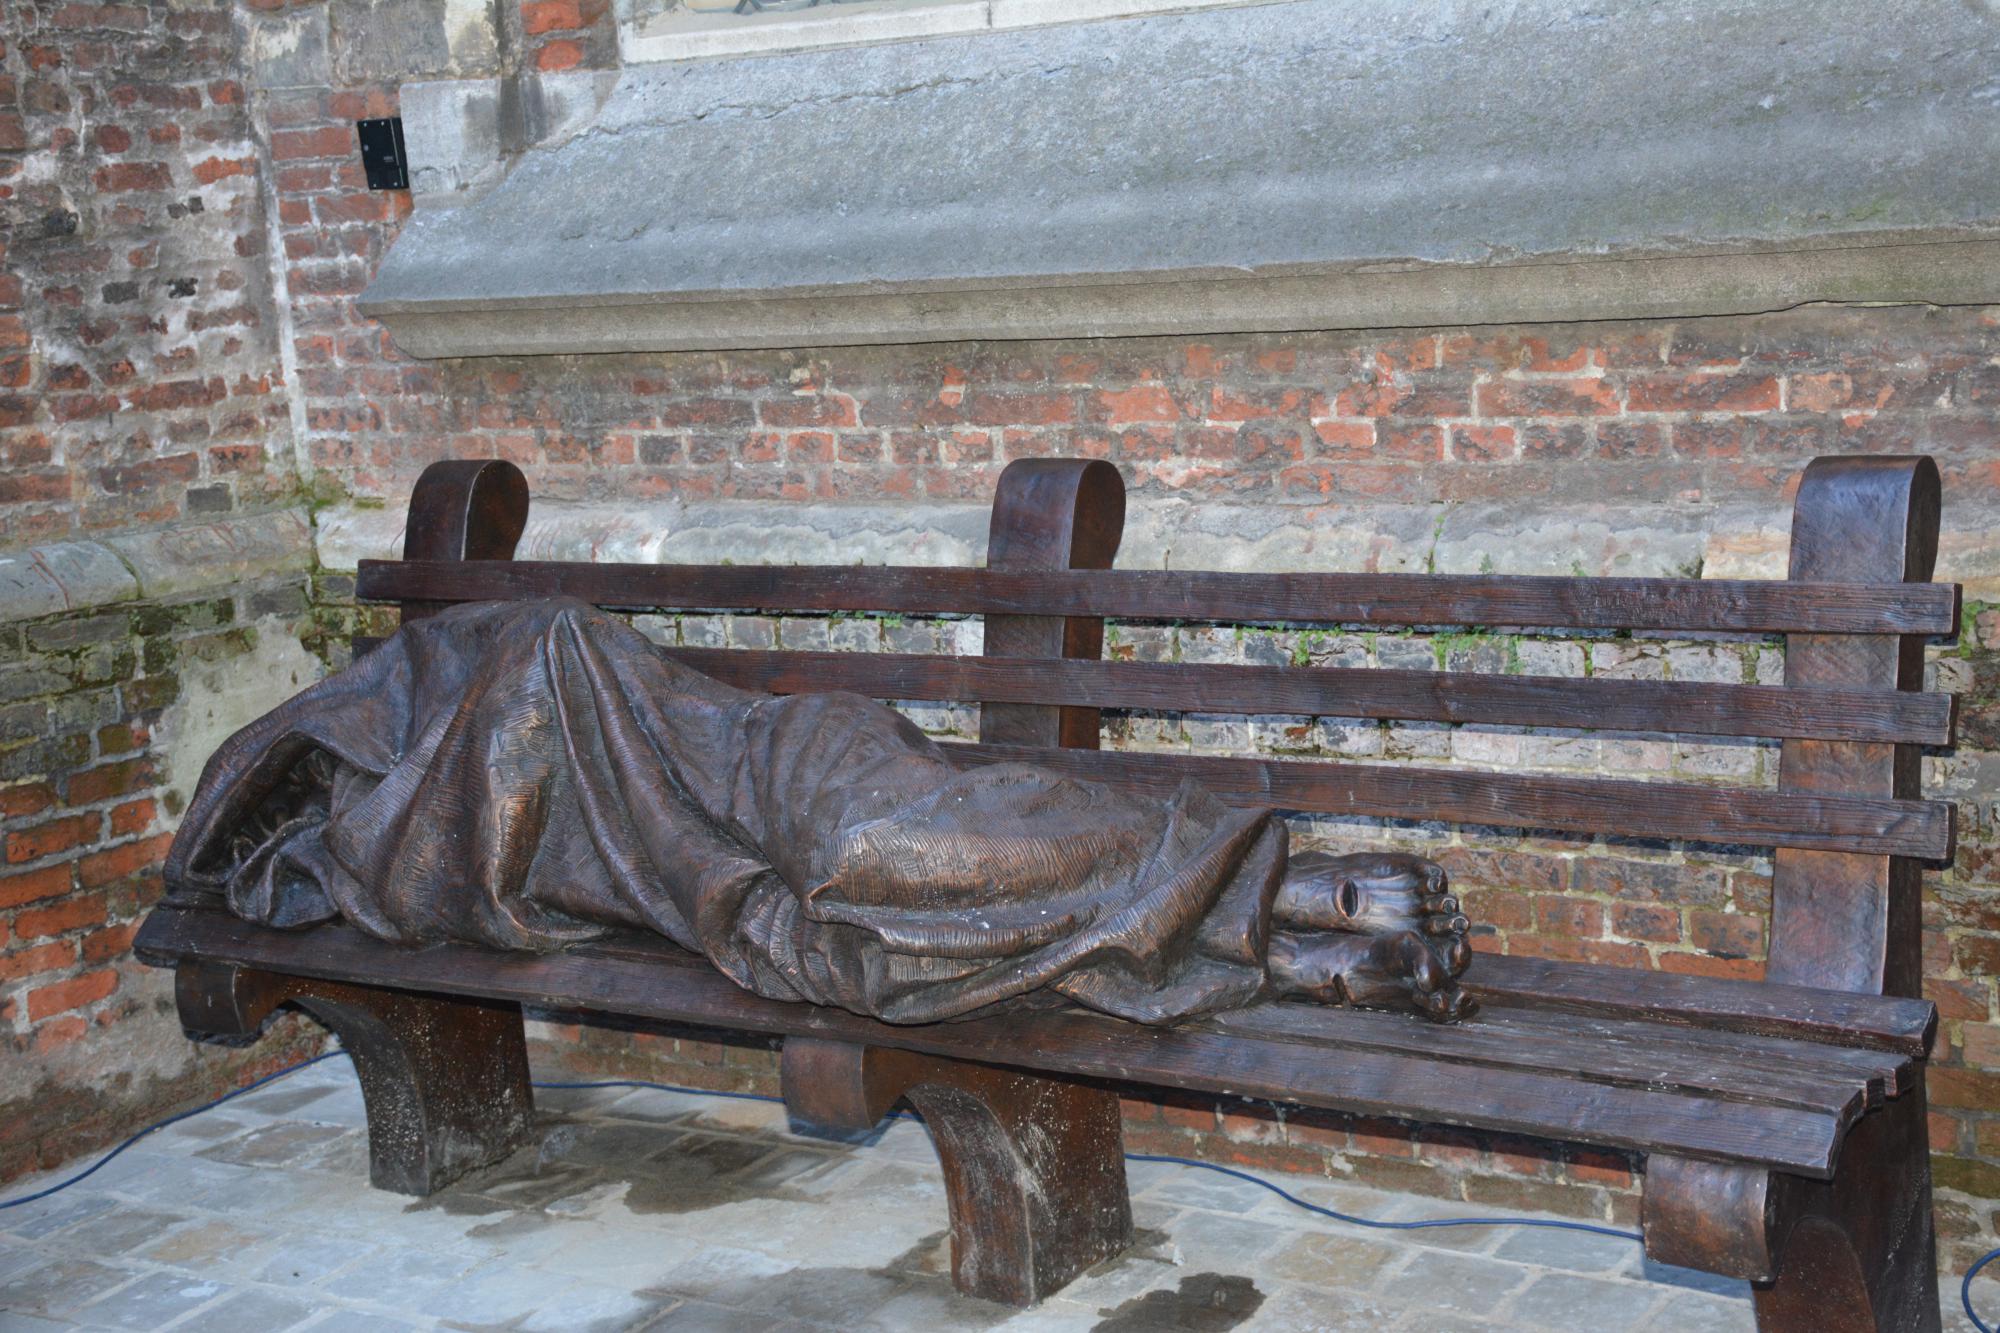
[356,117,409,191]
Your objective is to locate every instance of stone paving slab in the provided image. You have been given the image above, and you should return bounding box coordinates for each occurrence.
[0,1058,1989,1331]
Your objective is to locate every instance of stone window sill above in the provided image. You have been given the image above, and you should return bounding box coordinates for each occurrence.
[622,0,1271,64]
[366,0,2000,359]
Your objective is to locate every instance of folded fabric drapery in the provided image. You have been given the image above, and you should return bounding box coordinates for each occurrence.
[166,598,1289,1025]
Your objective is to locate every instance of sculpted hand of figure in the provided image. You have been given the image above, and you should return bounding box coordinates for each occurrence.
[165,599,1475,1027]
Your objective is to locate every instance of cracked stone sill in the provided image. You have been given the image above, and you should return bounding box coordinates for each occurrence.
[0,509,315,624]
[623,0,1277,65]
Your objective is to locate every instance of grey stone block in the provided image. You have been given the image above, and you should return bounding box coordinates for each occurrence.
[1506,1273,1666,1329]
[1435,504,1710,579]
[55,1206,192,1259]
[74,1269,231,1329]
[0,1189,121,1240]
[1377,1249,1533,1316]
[293,1311,428,1332]
[0,541,137,624]
[106,510,314,602]
[363,1,2000,356]
[179,1286,321,1333]
[329,0,463,83]
[0,1257,143,1318]
[240,5,330,90]
[1639,1291,1757,1332]
[400,77,506,203]
[1488,1216,1640,1264]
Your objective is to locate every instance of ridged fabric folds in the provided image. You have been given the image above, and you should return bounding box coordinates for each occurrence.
[166,599,1287,1025]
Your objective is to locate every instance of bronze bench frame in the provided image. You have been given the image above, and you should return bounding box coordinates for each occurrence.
[138,453,1958,1328]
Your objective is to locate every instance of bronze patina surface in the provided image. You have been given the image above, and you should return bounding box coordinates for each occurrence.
[166,598,1472,1025]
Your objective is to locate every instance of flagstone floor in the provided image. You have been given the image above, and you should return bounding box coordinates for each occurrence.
[0,1057,1989,1331]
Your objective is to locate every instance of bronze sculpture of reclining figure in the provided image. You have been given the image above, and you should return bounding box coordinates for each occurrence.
[166,599,1475,1026]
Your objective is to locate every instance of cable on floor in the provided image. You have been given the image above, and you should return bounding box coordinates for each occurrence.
[6,1054,1994,1330]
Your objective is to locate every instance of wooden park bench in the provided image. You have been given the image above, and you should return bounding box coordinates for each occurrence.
[136,452,1958,1330]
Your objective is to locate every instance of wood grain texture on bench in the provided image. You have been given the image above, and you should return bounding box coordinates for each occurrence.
[663,647,1956,745]
[355,560,1961,637]
[958,742,1956,862]
[137,906,1921,1178]
[1465,952,1936,1057]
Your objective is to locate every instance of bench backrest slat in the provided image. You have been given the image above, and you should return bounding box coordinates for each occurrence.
[370,453,1961,1002]
[963,742,1951,861]
[663,647,1955,747]
[354,560,1961,638]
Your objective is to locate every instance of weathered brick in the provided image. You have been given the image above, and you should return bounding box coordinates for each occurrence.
[535,39,585,71]
[65,758,155,806]
[270,125,354,160]
[92,161,171,192]
[15,894,107,939]
[0,940,77,983]
[1475,378,1619,417]
[1625,372,1781,414]
[6,813,101,864]
[0,783,56,819]
[522,0,584,33]
[191,154,253,184]
[0,865,73,909]
[80,919,139,964]
[77,832,172,887]
[108,798,154,838]
[25,967,118,1020]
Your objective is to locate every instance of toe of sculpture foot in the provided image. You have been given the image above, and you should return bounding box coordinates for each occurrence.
[1395,928,1478,1024]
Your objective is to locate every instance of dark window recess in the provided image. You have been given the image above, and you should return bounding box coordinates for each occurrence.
[356,117,410,191]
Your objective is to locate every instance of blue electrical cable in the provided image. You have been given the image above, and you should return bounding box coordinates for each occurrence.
[0,1051,350,1211]
[1967,1247,2000,1333]
[536,1077,1641,1242]
[7,1053,1994,1329]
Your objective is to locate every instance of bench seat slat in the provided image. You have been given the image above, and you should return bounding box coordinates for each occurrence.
[663,647,1955,746]
[1466,952,1936,1056]
[957,742,1955,862]
[1450,1003,1914,1102]
[1211,1002,1899,1114]
[137,906,1859,1176]
[355,560,1961,637]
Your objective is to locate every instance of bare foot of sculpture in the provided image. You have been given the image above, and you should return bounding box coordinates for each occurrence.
[1268,851,1476,1022]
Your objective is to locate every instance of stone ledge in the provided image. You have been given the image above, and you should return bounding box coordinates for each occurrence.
[366,0,2000,357]
[0,509,316,624]
[622,0,1260,64]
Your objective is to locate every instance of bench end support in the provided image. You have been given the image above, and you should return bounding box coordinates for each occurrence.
[781,1037,1133,1306]
[1644,1083,1940,1332]
[174,963,535,1196]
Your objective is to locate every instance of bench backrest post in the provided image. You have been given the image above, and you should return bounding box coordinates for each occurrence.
[1768,454,1946,999]
[398,460,530,623]
[978,459,1126,750]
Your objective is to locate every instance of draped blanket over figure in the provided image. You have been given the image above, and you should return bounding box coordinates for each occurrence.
[166,599,1474,1026]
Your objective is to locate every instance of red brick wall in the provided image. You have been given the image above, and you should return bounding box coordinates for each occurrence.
[520,0,616,73]
[0,0,314,1183]
[0,0,298,548]
[0,587,326,1182]
[302,309,1996,513]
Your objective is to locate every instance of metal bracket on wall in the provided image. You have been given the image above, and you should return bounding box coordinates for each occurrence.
[356,118,409,191]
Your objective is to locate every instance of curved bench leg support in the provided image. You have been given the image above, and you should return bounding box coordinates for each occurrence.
[782,1037,1132,1306]
[1644,1088,1939,1333]
[1755,1087,1939,1333]
[174,961,535,1196]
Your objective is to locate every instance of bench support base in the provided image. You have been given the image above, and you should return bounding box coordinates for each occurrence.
[174,961,536,1196]
[781,1036,1133,1306]
[1644,1087,1939,1333]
